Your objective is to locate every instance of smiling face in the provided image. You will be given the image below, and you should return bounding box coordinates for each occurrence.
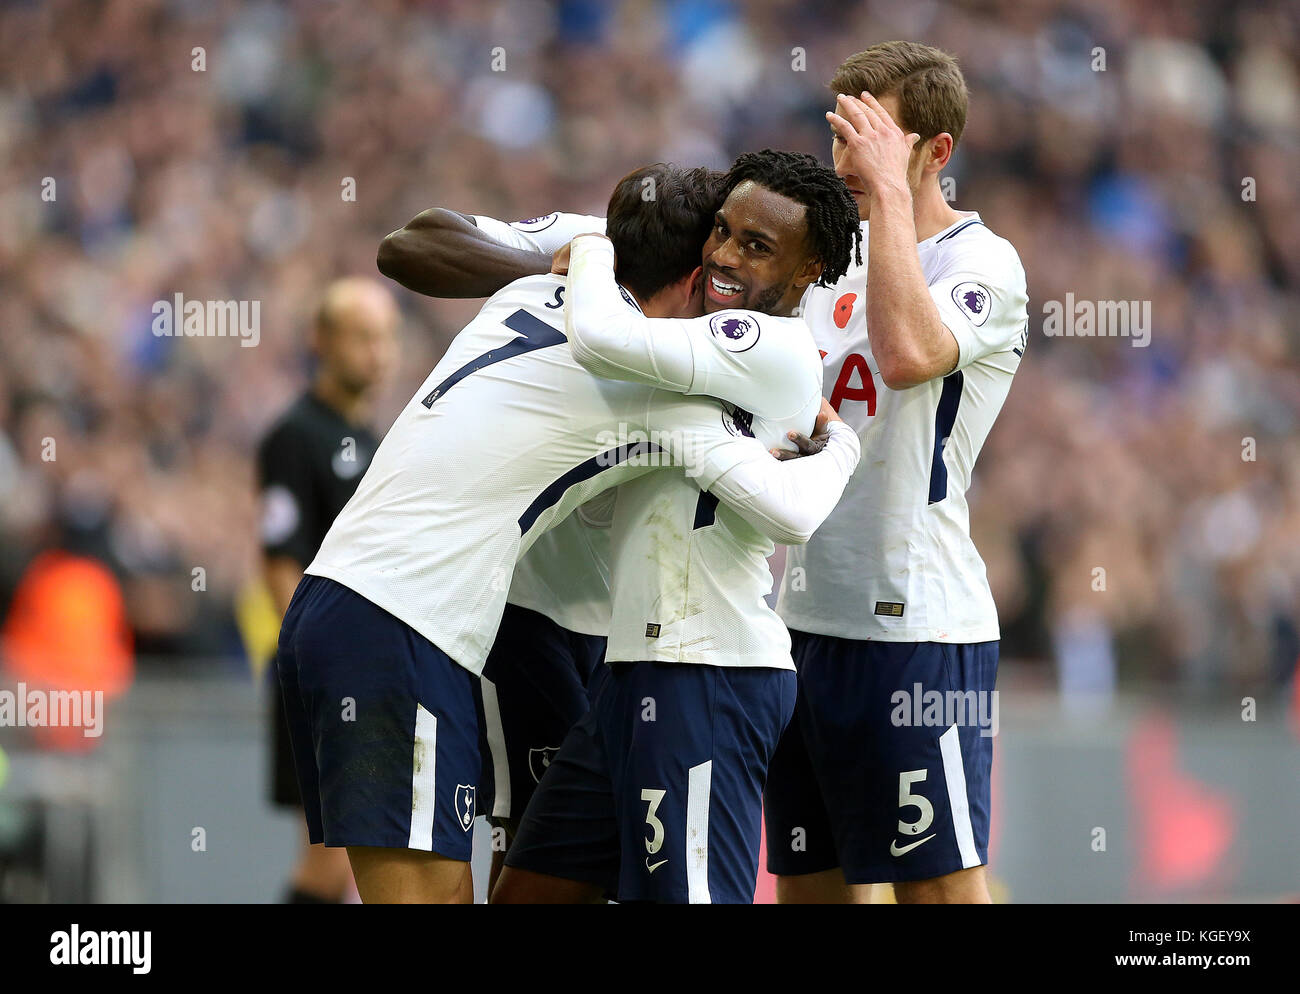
[700,180,824,317]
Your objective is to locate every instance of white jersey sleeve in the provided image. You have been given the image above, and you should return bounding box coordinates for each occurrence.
[565,234,818,424]
[471,212,606,255]
[928,236,1029,371]
[650,394,861,546]
[706,422,860,545]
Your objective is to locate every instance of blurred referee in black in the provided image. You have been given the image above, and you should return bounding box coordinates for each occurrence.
[257,277,398,903]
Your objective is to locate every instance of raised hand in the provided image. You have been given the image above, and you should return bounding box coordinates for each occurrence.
[826,92,919,195]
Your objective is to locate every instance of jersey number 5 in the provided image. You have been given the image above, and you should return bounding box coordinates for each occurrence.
[422,309,566,408]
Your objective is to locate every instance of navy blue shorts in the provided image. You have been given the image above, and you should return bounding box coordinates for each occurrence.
[506,661,796,903]
[276,574,484,861]
[479,604,605,829]
[764,634,998,884]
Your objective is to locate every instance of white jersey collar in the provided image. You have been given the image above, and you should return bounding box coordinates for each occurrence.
[616,283,645,314]
[919,210,983,247]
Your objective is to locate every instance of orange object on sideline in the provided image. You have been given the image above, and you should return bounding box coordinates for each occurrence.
[1,550,134,750]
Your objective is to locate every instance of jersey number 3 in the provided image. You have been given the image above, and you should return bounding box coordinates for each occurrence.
[422,309,566,408]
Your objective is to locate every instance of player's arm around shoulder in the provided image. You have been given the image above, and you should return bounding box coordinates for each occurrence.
[565,234,820,417]
[563,233,695,390]
[377,207,603,299]
[681,309,822,422]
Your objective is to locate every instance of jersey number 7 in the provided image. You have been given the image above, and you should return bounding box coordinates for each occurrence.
[422,309,566,408]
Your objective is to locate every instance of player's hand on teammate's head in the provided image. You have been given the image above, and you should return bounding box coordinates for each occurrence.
[550,242,573,276]
[554,233,614,277]
[772,398,841,461]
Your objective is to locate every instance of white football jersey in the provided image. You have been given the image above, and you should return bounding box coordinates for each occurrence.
[307,271,855,674]
[472,212,606,253]
[475,211,615,638]
[563,236,828,669]
[505,515,610,637]
[777,212,1029,643]
[605,470,797,669]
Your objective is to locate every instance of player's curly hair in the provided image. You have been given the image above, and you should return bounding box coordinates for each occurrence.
[721,149,862,287]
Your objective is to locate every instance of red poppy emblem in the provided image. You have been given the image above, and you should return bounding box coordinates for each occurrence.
[833,292,857,329]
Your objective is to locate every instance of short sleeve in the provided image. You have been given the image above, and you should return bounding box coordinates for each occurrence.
[472,212,607,255]
[256,423,317,564]
[929,246,1029,371]
[564,236,820,419]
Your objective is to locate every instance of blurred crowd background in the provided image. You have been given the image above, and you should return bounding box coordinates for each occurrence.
[1,0,1297,711]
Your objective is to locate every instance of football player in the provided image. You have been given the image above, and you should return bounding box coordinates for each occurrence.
[379,43,1029,905]
[496,151,863,903]
[277,162,860,903]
